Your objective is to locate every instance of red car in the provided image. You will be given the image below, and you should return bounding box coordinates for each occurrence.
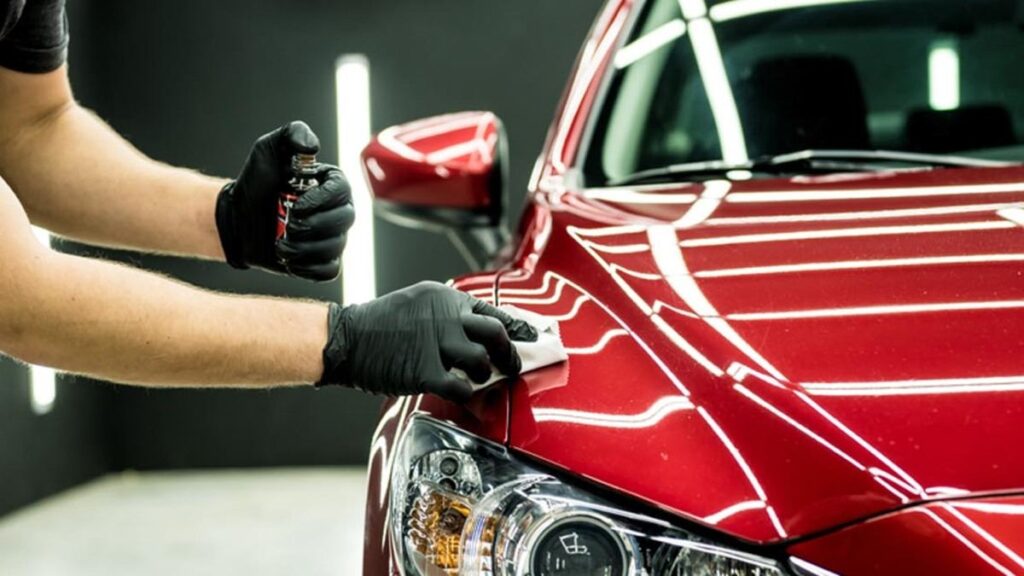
[359,0,1024,574]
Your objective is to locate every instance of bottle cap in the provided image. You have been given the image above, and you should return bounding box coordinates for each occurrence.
[292,153,318,176]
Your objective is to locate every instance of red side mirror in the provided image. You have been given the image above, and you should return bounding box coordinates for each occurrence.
[361,111,507,228]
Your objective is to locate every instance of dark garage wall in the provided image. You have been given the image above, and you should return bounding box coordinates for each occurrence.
[2,0,602,516]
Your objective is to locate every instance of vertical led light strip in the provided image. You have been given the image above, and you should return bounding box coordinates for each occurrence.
[30,226,56,415]
[929,40,960,111]
[336,55,376,305]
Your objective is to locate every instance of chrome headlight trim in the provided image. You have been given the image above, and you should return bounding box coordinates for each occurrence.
[516,509,637,576]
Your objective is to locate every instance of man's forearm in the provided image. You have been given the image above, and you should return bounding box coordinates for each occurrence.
[1,247,328,387]
[1,99,228,259]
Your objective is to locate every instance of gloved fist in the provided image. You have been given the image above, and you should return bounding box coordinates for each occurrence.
[216,121,355,281]
[319,281,539,402]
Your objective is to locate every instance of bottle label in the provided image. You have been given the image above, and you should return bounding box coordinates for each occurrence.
[276,191,301,241]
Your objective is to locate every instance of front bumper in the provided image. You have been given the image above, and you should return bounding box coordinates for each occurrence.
[789,496,1024,575]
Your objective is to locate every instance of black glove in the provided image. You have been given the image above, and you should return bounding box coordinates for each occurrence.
[319,281,539,402]
[216,121,355,281]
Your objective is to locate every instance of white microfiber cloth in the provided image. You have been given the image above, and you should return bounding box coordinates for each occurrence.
[452,306,568,392]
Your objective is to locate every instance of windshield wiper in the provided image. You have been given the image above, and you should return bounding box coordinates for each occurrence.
[607,159,755,186]
[608,149,1020,187]
[765,149,1016,170]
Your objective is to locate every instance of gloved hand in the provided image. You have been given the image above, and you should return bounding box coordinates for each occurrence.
[216,121,355,281]
[319,281,539,402]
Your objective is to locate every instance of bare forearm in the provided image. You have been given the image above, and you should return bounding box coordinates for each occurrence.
[1,248,328,388]
[1,102,227,258]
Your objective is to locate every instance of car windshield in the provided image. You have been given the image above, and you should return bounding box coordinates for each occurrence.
[583,0,1024,185]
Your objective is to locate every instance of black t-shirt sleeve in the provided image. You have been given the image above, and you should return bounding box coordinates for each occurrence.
[0,0,68,73]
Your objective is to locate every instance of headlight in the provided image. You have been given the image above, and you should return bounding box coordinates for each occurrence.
[391,416,788,576]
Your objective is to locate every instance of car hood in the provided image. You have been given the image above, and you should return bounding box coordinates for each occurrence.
[495,167,1024,543]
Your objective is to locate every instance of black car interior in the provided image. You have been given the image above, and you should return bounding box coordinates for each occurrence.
[734,55,871,158]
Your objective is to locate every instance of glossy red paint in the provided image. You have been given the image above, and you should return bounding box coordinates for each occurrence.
[361,0,1024,572]
[788,496,1024,574]
[364,167,1024,575]
[503,166,1024,545]
[361,111,501,210]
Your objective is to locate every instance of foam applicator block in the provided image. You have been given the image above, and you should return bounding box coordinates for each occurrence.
[452,306,568,392]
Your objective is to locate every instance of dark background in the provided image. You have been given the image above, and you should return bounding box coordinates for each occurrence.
[0,0,603,517]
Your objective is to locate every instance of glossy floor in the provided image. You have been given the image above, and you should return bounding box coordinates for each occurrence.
[0,468,367,575]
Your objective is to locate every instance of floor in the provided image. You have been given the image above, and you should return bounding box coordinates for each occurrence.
[0,468,368,576]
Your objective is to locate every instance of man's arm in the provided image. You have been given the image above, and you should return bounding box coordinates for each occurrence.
[0,64,229,259]
[0,175,328,387]
[0,171,533,396]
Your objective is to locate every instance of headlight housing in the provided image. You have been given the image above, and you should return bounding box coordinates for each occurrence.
[390,416,789,576]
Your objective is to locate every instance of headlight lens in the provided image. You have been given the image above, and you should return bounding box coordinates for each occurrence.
[391,417,788,576]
